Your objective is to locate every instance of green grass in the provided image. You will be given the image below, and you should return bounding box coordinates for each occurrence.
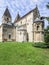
[0,42,49,65]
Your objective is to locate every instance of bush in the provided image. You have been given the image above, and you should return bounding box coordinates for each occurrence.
[45,42,49,48]
[33,42,49,48]
[44,34,49,43]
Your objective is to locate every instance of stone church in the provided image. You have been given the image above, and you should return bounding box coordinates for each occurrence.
[0,6,44,42]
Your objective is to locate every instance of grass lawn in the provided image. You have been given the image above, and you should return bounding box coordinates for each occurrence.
[0,42,49,65]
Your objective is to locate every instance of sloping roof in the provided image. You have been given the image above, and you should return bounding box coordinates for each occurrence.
[3,7,11,18]
[34,17,44,23]
[14,6,39,23]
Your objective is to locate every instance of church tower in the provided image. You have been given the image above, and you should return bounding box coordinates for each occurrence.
[2,7,16,42]
[33,18,44,42]
[2,7,12,24]
[14,13,20,23]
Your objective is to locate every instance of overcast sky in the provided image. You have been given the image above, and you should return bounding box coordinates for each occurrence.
[0,0,49,27]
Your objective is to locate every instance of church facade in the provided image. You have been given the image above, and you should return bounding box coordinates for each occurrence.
[0,6,44,42]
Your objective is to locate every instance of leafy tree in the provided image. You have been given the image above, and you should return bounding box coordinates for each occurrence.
[44,3,49,46]
[46,2,49,8]
[46,2,49,22]
[44,26,49,43]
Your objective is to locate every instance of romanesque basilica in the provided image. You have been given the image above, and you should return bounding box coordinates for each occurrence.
[0,6,44,42]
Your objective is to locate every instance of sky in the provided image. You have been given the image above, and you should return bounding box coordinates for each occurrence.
[0,0,49,27]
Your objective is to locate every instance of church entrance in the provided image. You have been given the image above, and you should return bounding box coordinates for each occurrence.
[9,34,11,39]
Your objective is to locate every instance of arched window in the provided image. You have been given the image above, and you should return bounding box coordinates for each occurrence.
[37,26,39,30]
[20,32,21,35]
[7,17,9,20]
[21,21,22,24]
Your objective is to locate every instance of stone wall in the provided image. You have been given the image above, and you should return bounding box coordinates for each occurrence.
[33,22,44,42]
[3,25,16,42]
[15,11,34,42]
[0,26,3,42]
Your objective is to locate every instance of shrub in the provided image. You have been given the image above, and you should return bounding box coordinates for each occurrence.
[33,42,48,48]
[45,42,49,48]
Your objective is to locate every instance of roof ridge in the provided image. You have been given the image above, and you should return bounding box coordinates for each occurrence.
[14,7,37,23]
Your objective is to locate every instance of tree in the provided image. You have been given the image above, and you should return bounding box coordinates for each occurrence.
[46,2,49,22]
[44,26,49,43]
[46,2,49,8]
[44,3,49,46]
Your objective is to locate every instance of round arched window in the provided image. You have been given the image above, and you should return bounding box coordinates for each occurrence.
[7,18,9,20]
[37,26,39,30]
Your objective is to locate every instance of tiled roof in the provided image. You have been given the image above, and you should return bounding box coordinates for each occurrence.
[34,17,44,23]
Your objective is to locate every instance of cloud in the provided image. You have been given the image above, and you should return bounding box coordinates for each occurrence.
[0,0,49,24]
[31,0,44,3]
[32,0,39,2]
[0,0,2,3]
